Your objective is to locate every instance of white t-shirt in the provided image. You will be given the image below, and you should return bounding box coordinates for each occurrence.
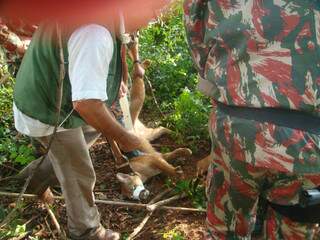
[14,24,114,137]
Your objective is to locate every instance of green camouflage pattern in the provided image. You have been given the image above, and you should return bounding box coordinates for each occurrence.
[183,1,320,238]
[205,109,320,238]
[209,103,320,174]
[184,0,320,116]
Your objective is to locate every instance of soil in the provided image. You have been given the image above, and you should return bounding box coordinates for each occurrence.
[0,122,210,239]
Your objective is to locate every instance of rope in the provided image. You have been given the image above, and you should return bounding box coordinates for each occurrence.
[0,23,66,229]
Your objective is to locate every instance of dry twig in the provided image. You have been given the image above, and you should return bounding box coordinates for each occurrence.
[145,77,165,118]
[0,164,19,173]
[45,217,58,240]
[0,191,206,213]
[44,203,61,235]
[127,189,183,240]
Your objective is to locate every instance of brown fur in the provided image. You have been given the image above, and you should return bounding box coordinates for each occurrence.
[196,154,211,176]
[112,58,192,183]
[129,60,150,126]
[130,59,171,141]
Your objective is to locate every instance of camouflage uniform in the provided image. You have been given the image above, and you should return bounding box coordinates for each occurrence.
[184,1,320,239]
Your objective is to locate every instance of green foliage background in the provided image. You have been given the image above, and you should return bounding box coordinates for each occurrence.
[139,7,210,147]
[0,50,35,168]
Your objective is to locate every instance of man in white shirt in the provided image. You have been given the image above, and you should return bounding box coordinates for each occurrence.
[13,22,144,240]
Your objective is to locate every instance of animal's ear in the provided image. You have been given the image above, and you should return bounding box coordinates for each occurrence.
[116,173,131,183]
[142,59,151,69]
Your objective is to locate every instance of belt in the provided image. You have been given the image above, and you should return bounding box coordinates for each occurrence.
[216,102,320,135]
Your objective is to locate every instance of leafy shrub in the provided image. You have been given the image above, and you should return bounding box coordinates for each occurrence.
[139,6,211,148]
[166,178,206,210]
[165,88,210,148]
[0,49,35,167]
[0,204,40,239]
[139,6,198,111]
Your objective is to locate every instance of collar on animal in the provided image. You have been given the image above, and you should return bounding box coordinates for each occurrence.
[124,150,144,160]
[132,185,146,200]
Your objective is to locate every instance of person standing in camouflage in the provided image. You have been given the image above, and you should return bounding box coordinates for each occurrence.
[184,1,320,239]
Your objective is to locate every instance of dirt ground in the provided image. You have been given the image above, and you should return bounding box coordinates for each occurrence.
[0,126,210,239]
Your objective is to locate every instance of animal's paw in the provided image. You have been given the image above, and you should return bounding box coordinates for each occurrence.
[174,148,192,158]
[161,127,173,135]
[180,148,192,157]
[196,155,211,176]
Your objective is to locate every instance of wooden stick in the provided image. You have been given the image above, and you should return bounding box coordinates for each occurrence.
[0,163,19,173]
[0,191,206,213]
[128,212,153,240]
[147,193,186,212]
[149,188,172,205]
[44,203,61,235]
[45,217,58,240]
[127,190,180,240]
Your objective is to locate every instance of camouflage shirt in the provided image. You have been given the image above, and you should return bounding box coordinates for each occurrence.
[184,0,320,116]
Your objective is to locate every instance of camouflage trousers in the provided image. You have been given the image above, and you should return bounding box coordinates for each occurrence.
[205,107,320,240]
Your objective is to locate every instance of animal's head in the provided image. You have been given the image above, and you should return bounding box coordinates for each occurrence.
[116,172,150,201]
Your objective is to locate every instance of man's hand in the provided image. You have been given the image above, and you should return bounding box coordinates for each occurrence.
[118,130,141,152]
[118,81,128,99]
[132,63,145,79]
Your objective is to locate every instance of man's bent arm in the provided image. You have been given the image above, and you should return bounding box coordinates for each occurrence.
[73,99,141,152]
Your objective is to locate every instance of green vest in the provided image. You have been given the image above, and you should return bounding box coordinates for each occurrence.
[14,23,122,129]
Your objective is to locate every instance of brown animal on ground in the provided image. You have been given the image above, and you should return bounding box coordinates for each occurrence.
[116,147,191,200]
[110,127,192,200]
[112,41,192,200]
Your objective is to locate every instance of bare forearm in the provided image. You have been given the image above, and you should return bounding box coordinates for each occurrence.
[73,100,130,147]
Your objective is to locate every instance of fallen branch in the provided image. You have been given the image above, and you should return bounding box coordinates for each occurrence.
[44,203,61,236]
[0,176,16,182]
[147,193,186,212]
[149,188,172,205]
[44,217,58,240]
[0,163,19,173]
[127,189,179,240]
[128,212,153,240]
[0,191,206,213]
